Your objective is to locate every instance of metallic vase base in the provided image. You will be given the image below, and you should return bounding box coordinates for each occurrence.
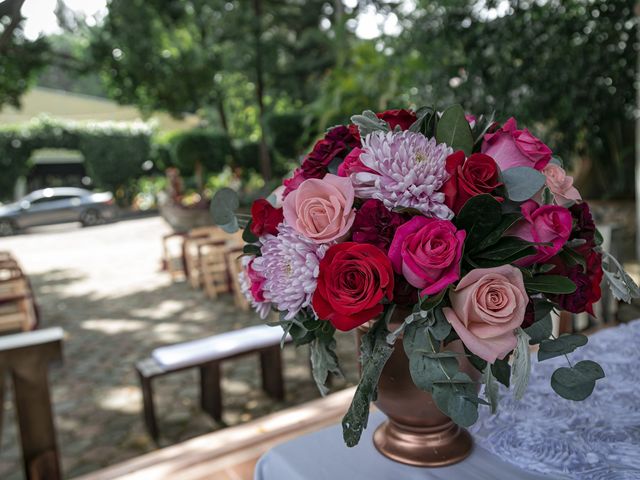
[372,418,473,467]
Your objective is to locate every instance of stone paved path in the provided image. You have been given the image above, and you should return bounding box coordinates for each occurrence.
[0,217,358,479]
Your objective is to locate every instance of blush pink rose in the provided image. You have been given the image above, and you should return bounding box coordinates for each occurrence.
[443,265,527,363]
[542,163,581,206]
[481,117,552,171]
[507,200,572,267]
[337,148,376,177]
[388,216,466,296]
[283,173,356,243]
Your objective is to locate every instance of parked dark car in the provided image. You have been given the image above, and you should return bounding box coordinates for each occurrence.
[0,188,118,236]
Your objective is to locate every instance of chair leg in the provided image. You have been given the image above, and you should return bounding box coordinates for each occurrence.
[260,346,285,400]
[200,363,222,422]
[138,372,159,442]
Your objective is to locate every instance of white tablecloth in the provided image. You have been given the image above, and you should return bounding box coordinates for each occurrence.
[255,320,640,480]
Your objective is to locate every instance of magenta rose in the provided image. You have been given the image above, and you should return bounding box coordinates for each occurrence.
[388,216,466,296]
[283,174,356,243]
[443,266,527,363]
[482,117,552,171]
[507,200,572,267]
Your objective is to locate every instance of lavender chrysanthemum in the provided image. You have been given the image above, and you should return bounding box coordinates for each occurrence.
[353,130,454,219]
[252,225,328,320]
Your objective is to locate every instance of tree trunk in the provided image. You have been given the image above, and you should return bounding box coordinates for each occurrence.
[252,0,272,182]
[635,2,640,260]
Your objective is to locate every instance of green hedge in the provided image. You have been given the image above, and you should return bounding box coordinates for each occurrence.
[0,116,152,201]
[171,129,233,176]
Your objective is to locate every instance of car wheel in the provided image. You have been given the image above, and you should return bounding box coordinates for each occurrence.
[0,220,16,236]
[80,209,103,227]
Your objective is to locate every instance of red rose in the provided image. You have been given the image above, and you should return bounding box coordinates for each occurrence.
[250,199,284,237]
[377,109,416,131]
[313,242,394,331]
[442,151,503,214]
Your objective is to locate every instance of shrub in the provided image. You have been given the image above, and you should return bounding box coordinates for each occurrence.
[171,129,233,177]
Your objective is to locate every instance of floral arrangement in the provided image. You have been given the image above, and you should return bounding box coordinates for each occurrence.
[213,105,639,447]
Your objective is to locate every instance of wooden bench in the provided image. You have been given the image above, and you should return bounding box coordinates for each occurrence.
[136,325,291,442]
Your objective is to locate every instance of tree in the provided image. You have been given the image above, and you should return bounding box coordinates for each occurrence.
[0,0,49,108]
[397,0,637,198]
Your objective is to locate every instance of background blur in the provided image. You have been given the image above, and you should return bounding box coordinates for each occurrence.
[0,0,637,479]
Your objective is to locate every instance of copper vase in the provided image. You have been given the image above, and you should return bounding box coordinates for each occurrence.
[356,309,480,467]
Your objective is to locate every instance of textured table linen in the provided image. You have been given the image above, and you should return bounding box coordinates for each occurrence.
[255,320,640,480]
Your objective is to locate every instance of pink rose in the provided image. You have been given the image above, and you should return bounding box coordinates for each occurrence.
[507,200,572,267]
[482,117,552,171]
[337,148,376,177]
[283,173,356,243]
[542,163,581,206]
[443,265,527,363]
[388,216,465,296]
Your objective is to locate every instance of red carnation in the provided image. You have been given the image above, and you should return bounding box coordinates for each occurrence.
[313,242,394,331]
[442,151,503,214]
[300,125,357,178]
[250,199,284,237]
[351,199,407,252]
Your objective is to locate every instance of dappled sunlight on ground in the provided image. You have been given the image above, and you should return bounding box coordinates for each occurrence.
[0,217,358,479]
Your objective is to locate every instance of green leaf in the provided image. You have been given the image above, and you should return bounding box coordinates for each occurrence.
[538,334,588,361]
[551,360,605,401]
[310,336,342,396]
[327,156,343,175]
[524,275,577,294]
[242,219,258,243]
[342,322,394,447]
[431,308,452,341]
[436,104,473,155]
[524,314,553,345]
[472,213,521,253]
[350,110,390,138]
[408,106,437,136]
[491,358,511,388]
[482,366,499,414]
[471,111,496,150]
[455,194,503,248]
[511,328,531,400]
[501,167,546,202]
[431,372,479,427]
[559,247,586,270]
[242,244,261,256]
[475,236,537,261]
[211,187,240,233]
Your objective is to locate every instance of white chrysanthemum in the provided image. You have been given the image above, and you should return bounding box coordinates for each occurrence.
[252,224,328,320]
[353,130,454,219]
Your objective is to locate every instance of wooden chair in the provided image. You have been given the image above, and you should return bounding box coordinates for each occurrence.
[0,277,38,333]
[161,232,188,280]
[135,325,291,442]
[226,246,251,311]
[200,241,232,299]
[184,228,229,289]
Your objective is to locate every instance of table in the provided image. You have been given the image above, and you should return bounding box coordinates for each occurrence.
[256,320,640,480]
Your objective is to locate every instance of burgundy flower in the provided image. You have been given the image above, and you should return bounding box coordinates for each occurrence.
[569,202,596,246]
[377,109,417,131]
[351,199,407,252]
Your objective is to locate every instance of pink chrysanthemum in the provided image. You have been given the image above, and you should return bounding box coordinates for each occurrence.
[352,131,454,219]
[252,225,328,320]
[238,257,272,319]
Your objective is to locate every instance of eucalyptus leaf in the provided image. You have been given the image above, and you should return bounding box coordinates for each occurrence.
[511,328,531,400]
[242,219,258,243]
[524,314,553,344]
[350,110,390,138]
[491,358,511,388]
[431,372,479,427]
[551,360,605,401]
[436,104,473,155]
[501,167,546,202]
[538,334,588,361]
[211,187,240,233]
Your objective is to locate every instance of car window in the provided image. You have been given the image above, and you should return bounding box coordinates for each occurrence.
[31,195,76,204]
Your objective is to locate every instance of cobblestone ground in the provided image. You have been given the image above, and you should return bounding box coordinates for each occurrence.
[0,217,358,479]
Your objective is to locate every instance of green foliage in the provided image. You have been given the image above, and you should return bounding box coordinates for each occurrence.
[538,334,588,362]
[0,116,152,201]
[501,167,547,202]
[210,187,240,233]
[510,328,531,400]
[265,112,310,160]
[551,360,605,401]
[524,275,577,295]
[172,129,232,176]
[436,104,473,155]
